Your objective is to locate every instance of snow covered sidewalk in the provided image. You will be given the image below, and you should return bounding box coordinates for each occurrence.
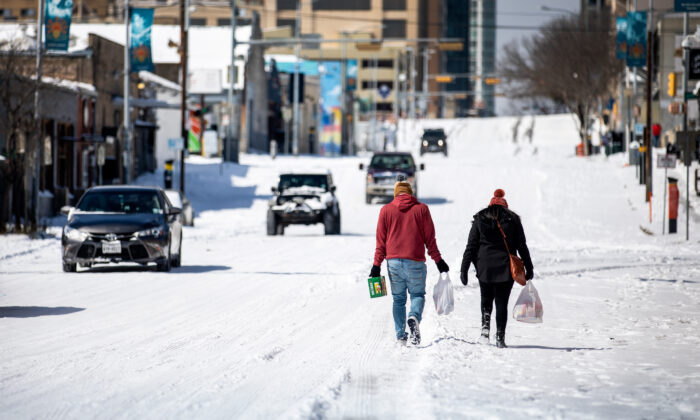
[1,114,699,418]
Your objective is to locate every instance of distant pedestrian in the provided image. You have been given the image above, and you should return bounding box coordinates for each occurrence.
[370,177,449,345]
[460,189,533,348]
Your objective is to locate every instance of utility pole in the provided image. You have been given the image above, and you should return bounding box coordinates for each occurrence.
[227,0,238,163]
[644,0,653,202]
[422,46,429,117]
[341,32,348,155]
[124,0,131,184]
[632,0,638,153]
[179,0,189,193]
[292,0,301,156]
[683,13,690,240]
[409,47,416,120]
[33,0,44,227]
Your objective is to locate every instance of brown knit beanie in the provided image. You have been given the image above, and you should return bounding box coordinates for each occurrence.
[488,189,508,208]
[394,182,414,197]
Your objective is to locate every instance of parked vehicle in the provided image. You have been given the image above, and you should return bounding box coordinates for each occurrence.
[61,186,183,272]
[360,152,424,204]
[420,128,448,156]
[267,171,341,236]
[164,189,195,226]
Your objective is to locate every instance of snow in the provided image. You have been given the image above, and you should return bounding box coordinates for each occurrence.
[2,114,700,418]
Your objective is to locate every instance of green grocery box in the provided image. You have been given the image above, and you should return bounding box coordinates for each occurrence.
[368,276,387,298]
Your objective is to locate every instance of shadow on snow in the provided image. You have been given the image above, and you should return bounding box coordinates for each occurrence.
[0,306,85,318]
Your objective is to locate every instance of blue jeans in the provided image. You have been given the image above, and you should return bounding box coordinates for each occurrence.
[387,259,427,339]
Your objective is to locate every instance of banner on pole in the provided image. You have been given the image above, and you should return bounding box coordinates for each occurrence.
[675,0,700,12]
[346,59,358,92]
[130,8,154,72]
[44,0,74,51]
[626,12,647,68]
[319,61,342,156]
[616,17,628,60]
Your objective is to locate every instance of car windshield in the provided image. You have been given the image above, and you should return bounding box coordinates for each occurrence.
[422,129,445,139]
[76,191,163,214]
[369,154,415,170]
[278,174,328,191]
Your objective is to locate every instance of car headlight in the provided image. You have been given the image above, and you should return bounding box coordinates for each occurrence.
[438,139,444,146]
[135,226,166,238]
[64,226,89,241]
[422,140,428,147]
[367,174,374,183]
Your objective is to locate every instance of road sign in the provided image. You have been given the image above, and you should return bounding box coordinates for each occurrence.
[657,154,677,169]
[675,0,700,12]
[676,130,700,166]
[378,84,391,99]
[96,145,105,167]
[634,123,645,136]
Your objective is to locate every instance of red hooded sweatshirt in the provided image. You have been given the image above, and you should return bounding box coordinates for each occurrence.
[373,194,442,266]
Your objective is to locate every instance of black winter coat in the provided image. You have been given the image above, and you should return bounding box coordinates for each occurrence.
[460,205,533,284]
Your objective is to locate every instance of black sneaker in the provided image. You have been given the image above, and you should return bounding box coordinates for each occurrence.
[407,316,421,345]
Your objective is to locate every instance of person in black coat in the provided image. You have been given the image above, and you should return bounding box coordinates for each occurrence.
[460,189,533,348]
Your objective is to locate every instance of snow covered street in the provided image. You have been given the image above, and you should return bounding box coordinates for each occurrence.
[2,115,700,419]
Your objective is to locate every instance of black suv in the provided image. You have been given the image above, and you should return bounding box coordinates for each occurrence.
[420,128,448,156]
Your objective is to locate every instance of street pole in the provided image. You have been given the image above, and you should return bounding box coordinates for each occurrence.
[179,0,189,193]
[227,0,238,163]
[422,46,429,117]
[33,0,44,227]
[292,0,301,156]
[683,13,690,241]
[124,0,131,184]
[644,0,653,202]
[393,52,399,124]
[632,0,638,152]
[409,47,416,120]
[341,32,348,155]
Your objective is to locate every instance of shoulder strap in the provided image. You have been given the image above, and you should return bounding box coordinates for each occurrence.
[495,219,512,255]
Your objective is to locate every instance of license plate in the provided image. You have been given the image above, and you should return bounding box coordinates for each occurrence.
[102,241,121,254]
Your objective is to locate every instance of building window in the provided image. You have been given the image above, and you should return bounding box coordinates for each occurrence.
[20,8,35,17]
[382,19,406,38]
[277,0,296,10]
[361,59,393,68]
[376,103,393,112]
[383,0,406,10]
[276,18,296,33]
[312,0,370,10]
[217,18,231,26]
[189,18,207,26]
[361,80,394,89]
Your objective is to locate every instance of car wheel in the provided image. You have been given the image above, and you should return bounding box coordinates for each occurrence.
[63,262,76,272]
[276,223,285,235]
[172,239,182,267]
[157,244,172,272]
[324,210,338,235]
[267,209,277,236]
[334,209,341,234]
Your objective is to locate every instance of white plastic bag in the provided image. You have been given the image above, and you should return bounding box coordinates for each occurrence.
[512,281,543,323]
[432,272,454,315]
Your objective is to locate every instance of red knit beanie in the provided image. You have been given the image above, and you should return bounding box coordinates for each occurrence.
[489,189,508,208]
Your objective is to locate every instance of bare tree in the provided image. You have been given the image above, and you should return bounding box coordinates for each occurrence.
[500,11,623,144]
[0,38,41,233]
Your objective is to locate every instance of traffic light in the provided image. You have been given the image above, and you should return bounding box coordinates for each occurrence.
[667,72,676,97]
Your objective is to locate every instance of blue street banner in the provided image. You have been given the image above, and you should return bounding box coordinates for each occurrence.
[44,0,74,51]
[675,0,700,12]
[130,8,154,72]
[616,16,628,60]
[346,59,358,92]
[319,61,342,156]
[626,12,647,68]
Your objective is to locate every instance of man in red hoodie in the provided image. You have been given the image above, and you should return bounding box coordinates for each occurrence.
[370,177,449,345]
